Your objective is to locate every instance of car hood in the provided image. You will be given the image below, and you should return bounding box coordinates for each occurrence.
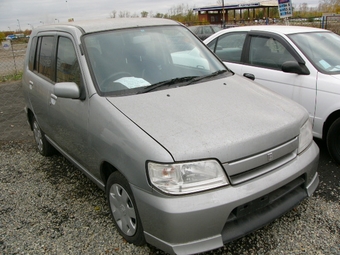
[107,75,307,163]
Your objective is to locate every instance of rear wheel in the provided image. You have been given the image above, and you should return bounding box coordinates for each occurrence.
[32,116,54,156]
[106,171,145,245]
[327,118,340,164]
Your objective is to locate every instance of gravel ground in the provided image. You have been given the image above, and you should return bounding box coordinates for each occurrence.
[0,81,339,254]
[0,141,339,255]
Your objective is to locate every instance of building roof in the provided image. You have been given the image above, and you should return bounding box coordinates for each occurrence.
[193,1,278,11]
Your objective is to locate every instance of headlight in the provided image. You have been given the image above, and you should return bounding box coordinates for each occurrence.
[298,120,313,154]
[147,160,229,195]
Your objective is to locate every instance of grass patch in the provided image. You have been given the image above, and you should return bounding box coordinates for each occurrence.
[1,72,23,83]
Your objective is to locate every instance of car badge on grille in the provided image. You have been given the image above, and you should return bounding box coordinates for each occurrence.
[267,152,274,162]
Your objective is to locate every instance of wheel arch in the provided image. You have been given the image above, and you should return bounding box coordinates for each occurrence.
[323,110,340,140]
[26,108,35,130]
[100,161,119,187]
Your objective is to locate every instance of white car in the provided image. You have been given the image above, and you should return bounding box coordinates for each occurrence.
[204,25,340,164]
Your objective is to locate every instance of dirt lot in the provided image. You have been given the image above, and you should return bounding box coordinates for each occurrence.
[0,81,32,141]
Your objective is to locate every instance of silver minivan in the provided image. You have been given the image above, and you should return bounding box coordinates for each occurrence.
[22,18,319,255]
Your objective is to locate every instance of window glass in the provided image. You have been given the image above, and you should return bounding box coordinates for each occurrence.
[83,25,227,95]
[28,37,37,71]
[56,37,80,85]
[203,26,212,34]
[249,36,295,69]
[212,26,222,33]
[289,32,340,74]
[214,32,246,62]
[37,36,54,80]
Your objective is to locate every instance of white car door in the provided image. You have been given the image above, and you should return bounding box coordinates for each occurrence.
[209,32,318,126]
[242,35,317,125]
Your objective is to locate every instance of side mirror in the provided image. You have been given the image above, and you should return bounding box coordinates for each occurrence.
[54,82,80,99]
[243,73,255,80]
[282,61,310,75]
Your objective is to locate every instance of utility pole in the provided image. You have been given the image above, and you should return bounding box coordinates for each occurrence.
[222,0,225,28]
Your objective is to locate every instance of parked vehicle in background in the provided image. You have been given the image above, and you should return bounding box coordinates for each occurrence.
[6,34,17,40]
[188,24,222,40]
[22,19,319,255]
[204,25,340,164]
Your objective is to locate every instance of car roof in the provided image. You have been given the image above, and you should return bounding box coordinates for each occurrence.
[189,25,220,27]
[219,25,327,35]
[33,18,179,34]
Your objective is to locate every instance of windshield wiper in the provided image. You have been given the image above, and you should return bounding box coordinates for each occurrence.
[186,70,228,85]
[138,76,197,94]
[138,70,227,94]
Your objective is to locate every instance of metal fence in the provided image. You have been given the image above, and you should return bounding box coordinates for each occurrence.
[0,40,30,142]
[0,40,27,81]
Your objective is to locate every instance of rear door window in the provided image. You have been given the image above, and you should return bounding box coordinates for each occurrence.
[208,32,246,62]
[36,36,55,80]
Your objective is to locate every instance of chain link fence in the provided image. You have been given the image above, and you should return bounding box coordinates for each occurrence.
[0,40,31,142]
[0,40,27,81]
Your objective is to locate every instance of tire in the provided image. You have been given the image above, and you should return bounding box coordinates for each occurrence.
[32,116,55,156]
[327,118,340,165]
[106,171,145,245]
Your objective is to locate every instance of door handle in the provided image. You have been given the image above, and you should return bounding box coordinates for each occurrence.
[29,80,34,89]
[50,94,57,105]
[243,73,255,81]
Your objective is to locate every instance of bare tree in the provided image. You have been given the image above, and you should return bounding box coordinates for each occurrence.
[118,11,131,18]
[141,11,148,18]
[319,0,340,12]
[110,10,117,18]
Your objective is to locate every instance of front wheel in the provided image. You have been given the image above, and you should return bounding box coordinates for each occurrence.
[106,171,145,245]
[327,118,340,164]
[32,116,54,156]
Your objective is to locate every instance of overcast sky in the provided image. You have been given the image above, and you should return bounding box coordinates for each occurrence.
[0,0,320,32]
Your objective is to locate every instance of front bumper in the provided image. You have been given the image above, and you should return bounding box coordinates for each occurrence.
[132,142,319,255]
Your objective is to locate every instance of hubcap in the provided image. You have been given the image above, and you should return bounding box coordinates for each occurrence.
[33,121,43,152]
[109,184,137,236]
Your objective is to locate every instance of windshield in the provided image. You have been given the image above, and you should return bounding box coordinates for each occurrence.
[289,31,340,74]
[83,25,227,95]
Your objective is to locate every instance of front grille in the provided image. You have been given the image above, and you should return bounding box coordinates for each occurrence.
[227,176,305,221]
[223,137,298,185]
[222,176,307,244]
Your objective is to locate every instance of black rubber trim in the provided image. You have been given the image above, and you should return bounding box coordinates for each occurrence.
[222,178,307,243]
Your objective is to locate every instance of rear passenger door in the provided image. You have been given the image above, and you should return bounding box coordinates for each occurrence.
[206,32,247,74]
[48,34,91,167]
[25,33,56,136]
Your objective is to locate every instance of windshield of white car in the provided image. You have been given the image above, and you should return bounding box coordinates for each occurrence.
[289,31,340,74]
[83,25,228,95]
